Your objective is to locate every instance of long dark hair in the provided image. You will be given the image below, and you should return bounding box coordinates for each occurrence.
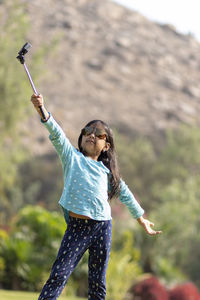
[78,120,120,199]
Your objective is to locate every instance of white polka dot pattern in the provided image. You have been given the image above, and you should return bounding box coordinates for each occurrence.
[38,217,112,300]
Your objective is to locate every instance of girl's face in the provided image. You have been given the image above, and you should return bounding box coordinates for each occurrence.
[81,122,110,161]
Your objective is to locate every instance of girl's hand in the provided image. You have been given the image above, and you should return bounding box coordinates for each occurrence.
[30,94,49,121]
[137,216,162,236]
[31,94,44,109]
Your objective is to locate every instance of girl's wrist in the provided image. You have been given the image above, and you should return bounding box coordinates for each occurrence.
[36,105,49,121]
[137,216,145,225]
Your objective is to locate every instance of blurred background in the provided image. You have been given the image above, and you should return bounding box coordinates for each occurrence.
[1,0,200,299]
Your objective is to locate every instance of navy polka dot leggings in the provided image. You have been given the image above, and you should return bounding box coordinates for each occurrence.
[38,216,112,300]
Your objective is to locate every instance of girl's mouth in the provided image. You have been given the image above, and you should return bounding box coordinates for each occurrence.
[86,139,95,144]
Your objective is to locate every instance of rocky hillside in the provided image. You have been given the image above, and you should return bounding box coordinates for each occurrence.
[20,0,200,152]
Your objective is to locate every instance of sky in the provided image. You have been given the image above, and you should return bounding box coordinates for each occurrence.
[113,0,200,42]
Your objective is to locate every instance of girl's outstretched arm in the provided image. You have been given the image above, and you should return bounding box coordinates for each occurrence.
[31,94,49,121]
[137,216,162,235]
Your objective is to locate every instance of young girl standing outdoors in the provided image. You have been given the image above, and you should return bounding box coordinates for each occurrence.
[31,94,161,300]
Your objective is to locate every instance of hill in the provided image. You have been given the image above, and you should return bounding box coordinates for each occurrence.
[19,0,200,152]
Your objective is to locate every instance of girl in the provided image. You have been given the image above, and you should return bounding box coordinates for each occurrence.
[31,94,161,300]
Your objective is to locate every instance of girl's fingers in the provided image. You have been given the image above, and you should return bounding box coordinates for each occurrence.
[140,218,162,235]
[149,230,162,235]
[31,94,43,107]
[145,223,162,235]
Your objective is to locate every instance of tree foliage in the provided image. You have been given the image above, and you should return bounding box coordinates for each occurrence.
[0,0,31,133]
[116,125,200,287]
[0,0,32,223]
[0,0,57,223]
[0,0,38,225]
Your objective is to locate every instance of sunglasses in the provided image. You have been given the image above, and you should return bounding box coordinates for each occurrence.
[81,126,107,140]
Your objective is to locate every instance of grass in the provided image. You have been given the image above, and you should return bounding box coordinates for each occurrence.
[0,289,86,300]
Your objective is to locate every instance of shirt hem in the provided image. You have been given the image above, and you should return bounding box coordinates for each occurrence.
[59,204,112,222]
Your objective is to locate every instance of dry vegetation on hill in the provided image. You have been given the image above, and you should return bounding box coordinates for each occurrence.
[18,0,200,152]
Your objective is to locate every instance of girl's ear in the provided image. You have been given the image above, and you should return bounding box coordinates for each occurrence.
[103,142,110,152]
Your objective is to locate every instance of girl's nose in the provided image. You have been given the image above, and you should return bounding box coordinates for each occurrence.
[89,132,95,138]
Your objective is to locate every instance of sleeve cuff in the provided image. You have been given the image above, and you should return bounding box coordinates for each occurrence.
[41,112,51,123]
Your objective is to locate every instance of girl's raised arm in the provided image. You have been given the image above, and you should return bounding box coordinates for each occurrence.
[30,94,73,169]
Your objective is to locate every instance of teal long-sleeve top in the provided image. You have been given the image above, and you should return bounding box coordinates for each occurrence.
[43,114,144,223]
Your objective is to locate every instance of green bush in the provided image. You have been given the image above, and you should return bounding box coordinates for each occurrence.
[0,206,66,290]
